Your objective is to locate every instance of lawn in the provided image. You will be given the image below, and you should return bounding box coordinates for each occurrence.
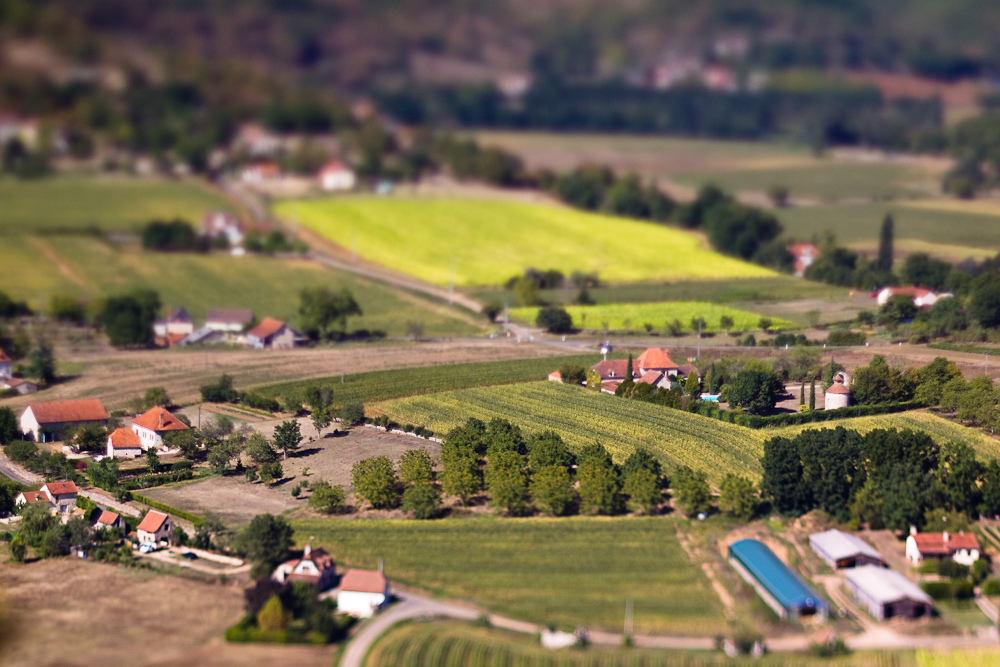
[1,235,480,336]
[293,516,728,635]
[0,175,234,233]
[376,383,1000,483]
[510,302,796,332]
[252,353,603,408]
[276,197,778,286]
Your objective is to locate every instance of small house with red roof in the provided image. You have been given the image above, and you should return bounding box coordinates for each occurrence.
[788,243,819,278]
[15,491,50,509]
[137,510,173,545]
[548,370,562,382]
[906,528,980,566]
[0,347,11,380]
[154,307,194,338]
[875,287,943,308]
[337,569,390,617]
[107,427,144,459]
[95,510,124,531]
[20,399,108,442]
[318,161,357,191]
[17,481,79,513]
[246,317,306,350]
[2,377,37,395]
[591,348,690,391]
[272,545,337,590]
[131,406,189,451]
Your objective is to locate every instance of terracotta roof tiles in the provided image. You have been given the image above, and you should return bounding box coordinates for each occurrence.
[340,569,388,594]
[26,399,107,425]
[247,317,287,340]
[42,481,78,496]
[137,510,169,533]
[636,348,678,370]
[109,428,142,449]
[132,407,189,433]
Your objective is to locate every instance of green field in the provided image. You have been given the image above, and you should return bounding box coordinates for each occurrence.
[294,516,727,635]
[510,302,796,332]
[253,353,602,407]
[367,622,916,667]
[377,383,1000,483]
[0,176,234,232]
[0,236,479,336]
[276,198,778,286]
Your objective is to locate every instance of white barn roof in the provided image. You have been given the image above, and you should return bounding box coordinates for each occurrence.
[845,565,932,605]
[810,529,882,562]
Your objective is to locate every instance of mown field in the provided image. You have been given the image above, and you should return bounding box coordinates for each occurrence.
[293,516,727,635]
[367,622,918,667]
[276,198,778,286]
[0,235,479,336]
[376,383,1000,483]
[510,302,796,333]
[253,354,602,408]
[0,176,234,232]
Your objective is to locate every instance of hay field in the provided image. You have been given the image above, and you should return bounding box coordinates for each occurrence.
[277,197,778,286]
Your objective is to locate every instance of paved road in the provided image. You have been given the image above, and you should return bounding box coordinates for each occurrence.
[0,451,37,484]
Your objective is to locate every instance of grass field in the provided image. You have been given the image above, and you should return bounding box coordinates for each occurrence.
[0,176,234,233]
[376,383,1000,483]
[366,622,917,667]
[0,235,479,336]
[277,198,777,286]
[253,354,602,408]
[510,302,796,332]
[293,516,727,635]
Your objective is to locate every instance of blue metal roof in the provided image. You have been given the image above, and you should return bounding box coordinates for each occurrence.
[729,539,827,612]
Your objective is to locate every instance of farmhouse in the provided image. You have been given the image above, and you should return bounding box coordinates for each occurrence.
[875,287,945,308]
[205,308,255,333]
[107,428,144,459]
[0,348,11,379]
[20,399,108,442]
[136,510,173,545]
[95,510,124,531]
[905,528,980,566]
[272,545,337,590]
[318,161,357,191]
[15,491,50,508]
[788,243,819,278]
[337,569,390,618]
[234,122,282,156]
[17,481,79,514]
[845,565,934,621]
[809,529,885,569]
[3,377,37,395]
[729,539,828,620]
[548,371,562,382]
[131,406,189,451]
[202,212,245,247]
[241,161,281,184]
[154,307,194,338]
[246,317,306,350]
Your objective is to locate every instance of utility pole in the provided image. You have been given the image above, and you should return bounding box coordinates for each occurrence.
[624,598,633,637]
[342,354,345,384]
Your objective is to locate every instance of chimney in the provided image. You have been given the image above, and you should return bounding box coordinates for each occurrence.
[304,544,312,557]
[909,526,918,536]
[378,558,383,573]
[943,531,949,543]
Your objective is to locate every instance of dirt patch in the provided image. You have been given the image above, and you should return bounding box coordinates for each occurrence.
[28,235,89,288]
[0,558,333,667]
[143,425,441,525]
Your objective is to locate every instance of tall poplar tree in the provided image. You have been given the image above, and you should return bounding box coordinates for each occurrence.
[876,214,894,274]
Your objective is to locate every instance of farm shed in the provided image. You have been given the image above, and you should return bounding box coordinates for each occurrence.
[729,539,828,620]
[844,565,933,621]
[809,530,885,569]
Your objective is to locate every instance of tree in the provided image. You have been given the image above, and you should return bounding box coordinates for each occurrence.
[851,355,916,405]
[144,446,162,474]
[298,287,362,341]
[971,275,1000,328]
[143,387,171,409]
[9,536,26,562]
[273,420,302,460]
[760,437,807,515]
[308,481,346,514]
[758,317,773,332]
[440,450,481,505]
[536,307,573,334]
[528,431,574,470]
[0,406,17,445]
[99,291,160,347]
[577,445,622,515]
[809,379,816,411]
[208,434,245,475]
[260,461,284,485]
[399,450,434,487]
[624,468,662,514]
[26,336,56,384]
[684,371,701,399]
[311,407,332,438]
[901,253,952,291]
[559,364,587,386]
[200,374,240,403]
[799,380,805,407]
[849,477,884,529]
[881,462,929,531]
[341,401,365,426]
[402,482,441,519]
[673,466,712,517]
[485,450,528,515]
[246,433,277,465]
[876,214,894,274]
[530,465,574,516]
[257,595,291,631]
[235,514,294,579]
[719,315,734,334]
[614,355,635,396]
[513,277,541,306]
[351,456,398,509]
[718,475,757,520]
[171,525,189,547]
[727,359,783,415]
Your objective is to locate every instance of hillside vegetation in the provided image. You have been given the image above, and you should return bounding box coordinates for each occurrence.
[278,198,777,286]
[511,302,795,332]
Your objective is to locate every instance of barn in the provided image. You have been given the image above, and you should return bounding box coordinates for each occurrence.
[844,565,934,621]
[729,539,828,621]
[809,529,885,569]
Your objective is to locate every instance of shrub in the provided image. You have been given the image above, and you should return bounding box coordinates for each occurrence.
[827,330,867,346]
[982,579,1000,596]
[536,307,573,334]
[951,580,975,600]
[242,392,281,412]
[341,401,365,426]
[921,581,952,600]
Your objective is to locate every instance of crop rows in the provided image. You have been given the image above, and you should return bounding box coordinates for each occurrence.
[510,302,795,333]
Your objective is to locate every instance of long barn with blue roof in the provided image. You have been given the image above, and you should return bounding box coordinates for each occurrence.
[729,539,828,621]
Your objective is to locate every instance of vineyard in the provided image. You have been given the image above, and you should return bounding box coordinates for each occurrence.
[365,622,915,667]
[253,354,603,408]
[375,384,1000,484]
[510,302,795,333]
[292,517,727,635]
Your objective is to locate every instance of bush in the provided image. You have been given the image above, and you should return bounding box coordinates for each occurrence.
[982,579,1000,596]
[341,401,365,426]
[951,580,975,600]
[558,364,587,385]
[201,374,240,403]
[536,307,573,334]
[921,581,952,600]
[936,559,970,579]
[827,330,867,346]
[241,392,281,413]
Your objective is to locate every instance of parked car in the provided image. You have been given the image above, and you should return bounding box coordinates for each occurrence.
[139,543,157,554]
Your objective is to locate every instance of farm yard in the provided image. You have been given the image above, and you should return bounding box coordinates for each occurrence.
[276,197,778,286]
[293,516,728,636]
[510,302,796,332]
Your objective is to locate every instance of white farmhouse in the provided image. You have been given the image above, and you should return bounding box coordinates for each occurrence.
[20,399,108,442]
[906,528,980,566]
[272,545,337,590]
[337,569,389,618]
[131,406,189,451]
[107,428,144,459]
[136,510,173,545]
[318,161,356,191]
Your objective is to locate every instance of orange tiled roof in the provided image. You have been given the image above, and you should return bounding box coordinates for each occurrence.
[638,370,663,385]
[912,532,979,555]
[27,399,107,425]
[97,510,121,525]
[340,569,388,594]
[132,407,189,433]
[41,481,78,496]
[247,317,286,340]
[18,491,48,503]
[137,510,169,533]
[636,348,678,370]
[109,427,142,449]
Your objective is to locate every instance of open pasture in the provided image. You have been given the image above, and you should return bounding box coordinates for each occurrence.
[510,302,796,332]
[0,176,233,233]
[276,197,778,286]
[294,516,727,635]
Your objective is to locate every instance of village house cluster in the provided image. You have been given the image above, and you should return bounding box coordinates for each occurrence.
[153,307,306,350]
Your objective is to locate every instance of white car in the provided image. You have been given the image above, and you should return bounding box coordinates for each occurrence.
[139,543,157,554]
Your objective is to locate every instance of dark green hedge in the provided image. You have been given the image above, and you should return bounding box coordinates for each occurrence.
[700,401,924,428]
[131,492,203,527]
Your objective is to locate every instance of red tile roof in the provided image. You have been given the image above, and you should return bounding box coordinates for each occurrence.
[0,348,10,363]
[590,360,638,380]
[636,348,678,370]
[97,510,121,525]
[26,399,107,425]
[826,383,850,395]
[41,481,78,496]
[132,407,189,433]
[247,317,286,340]
[912,532,979,555]
[340,569,388,594]
[137,510,169,533]
[18,491,47,503]
[109,427,142,449]
[637,370,663,385]
[884,287,933,298]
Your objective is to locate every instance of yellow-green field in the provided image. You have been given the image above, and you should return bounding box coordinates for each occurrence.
[511,302,795,332]
[277,197,777,286]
